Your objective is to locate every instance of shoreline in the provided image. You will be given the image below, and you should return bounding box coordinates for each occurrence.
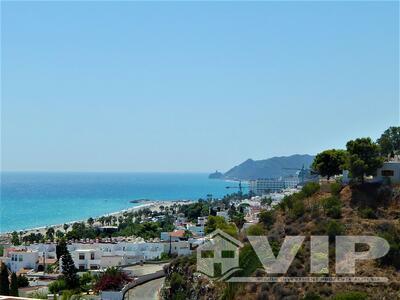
[0,199,195,238]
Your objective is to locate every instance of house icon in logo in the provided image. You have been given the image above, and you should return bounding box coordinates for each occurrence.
[197,229,243,280]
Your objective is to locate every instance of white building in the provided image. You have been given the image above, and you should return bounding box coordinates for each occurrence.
[186,224,205,237]
[249,178,299,195]
[163,241,191,256]
[64,241,167,270]
[216,211,230,221]
[197,216,208,226]
[2,249,39,273]
[376,161,400,184]
[69,249,102,271]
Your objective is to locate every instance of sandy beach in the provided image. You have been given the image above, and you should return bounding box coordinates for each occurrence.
[0,200,194,240]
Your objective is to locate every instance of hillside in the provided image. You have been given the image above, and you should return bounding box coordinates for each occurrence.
[223,154,315,180]
[162,182,400,300]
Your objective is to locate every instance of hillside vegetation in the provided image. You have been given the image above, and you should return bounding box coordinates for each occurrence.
[162,182,400,300]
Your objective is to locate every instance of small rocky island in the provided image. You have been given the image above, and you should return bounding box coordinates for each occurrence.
[208,170,224,179]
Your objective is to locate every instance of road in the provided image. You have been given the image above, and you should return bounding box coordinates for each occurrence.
[123,263,167,277]
[126,277,165,300]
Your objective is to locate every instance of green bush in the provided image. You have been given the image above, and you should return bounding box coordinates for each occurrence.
[327,206,341,218]
[325,220,344,238]
[48,279,67,294]
[332,291,368,300]
[358,208,377,219]
[322,196,342,219]
[303,292,322,300]
[17,275,29,288]
[322,196,341,210]
[302,182,320,197]
[258,210,275,228]
[330,182,342,196]
[279,195,293,211]
[246,224,266,236]
[290,199,305,218]
[29,290,48,299]
[378,224,400,269]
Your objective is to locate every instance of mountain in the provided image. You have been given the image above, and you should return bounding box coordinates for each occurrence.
[223,154,315,180]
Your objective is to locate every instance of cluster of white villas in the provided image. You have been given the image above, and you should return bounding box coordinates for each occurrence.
[1,216,211,274]
[1,239,194,273]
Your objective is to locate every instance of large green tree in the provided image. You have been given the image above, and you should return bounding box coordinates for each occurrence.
[0,263,9,296]
[377,126,400,157]
[312,149,347,180]
[9,273,18,297]
[61,250,79,289]
[346,137,383,183]
[56,238,68,260]
[10,232,20,246]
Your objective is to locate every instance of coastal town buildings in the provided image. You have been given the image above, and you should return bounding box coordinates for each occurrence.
[1,248,39,273]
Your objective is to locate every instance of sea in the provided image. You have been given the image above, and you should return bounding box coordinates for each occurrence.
[0,172,230,233]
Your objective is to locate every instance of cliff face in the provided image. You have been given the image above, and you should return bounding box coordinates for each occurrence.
[223,154,315,180]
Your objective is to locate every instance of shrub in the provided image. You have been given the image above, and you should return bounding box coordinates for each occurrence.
[325,220,344,238]
[247,224,266,236]
[170,273,184,293]
[303,292,322,300]
[94,267,132,292]
[17,275,29,288]
[332,291,368,300]
[378,224,400,269]
[322,196,342,219]
[258,210,275,228]
[358,207,377,219]
[322,196,341,210]
[48,279,67,294]
[327,206,342,218]
[330,182,342,196]
[29,291,48,299]
[290,199,305,218]
[279,195,293,211]
[302,182,320,197]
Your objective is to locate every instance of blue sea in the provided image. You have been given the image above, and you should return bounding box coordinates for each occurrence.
[0,172,229,233]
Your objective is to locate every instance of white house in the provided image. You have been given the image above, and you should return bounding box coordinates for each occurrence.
[376,161,400,184]
[3,249,39,273]
[197,216,208,226]
[163,241,191,256]
[216,211,230,221]
[70,249,102,271]
[187,225,205,237]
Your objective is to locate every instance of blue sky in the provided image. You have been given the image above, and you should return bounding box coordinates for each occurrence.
[1,1,399,172]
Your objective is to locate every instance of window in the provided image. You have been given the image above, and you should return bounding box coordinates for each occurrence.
[382,170,394,177]
[79,253,85,260]
[79,265,85,271]
[221,250,234,258]
[90,253,95,260]
[18,255,23,262]
[201,250,214,258]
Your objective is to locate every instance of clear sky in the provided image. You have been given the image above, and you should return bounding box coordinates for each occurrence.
[1,1,399,172]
